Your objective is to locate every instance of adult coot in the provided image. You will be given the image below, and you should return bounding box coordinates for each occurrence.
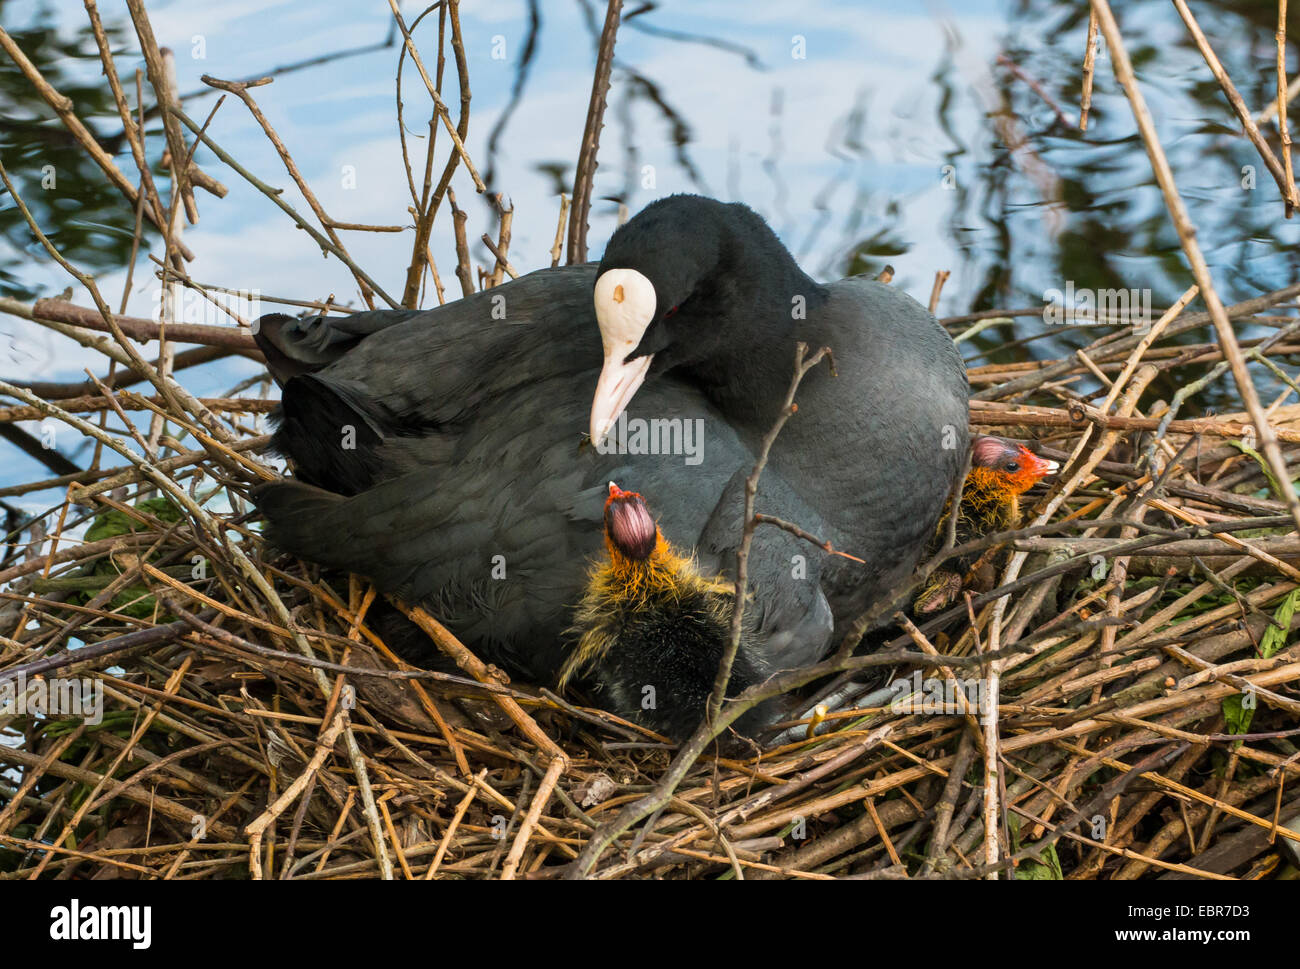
[252,267,834,682]
[251,194,967,680]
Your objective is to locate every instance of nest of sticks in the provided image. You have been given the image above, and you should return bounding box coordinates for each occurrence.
[2,0,1300,880]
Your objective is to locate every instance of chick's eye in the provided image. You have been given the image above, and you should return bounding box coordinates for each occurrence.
[1004,461,1020,473]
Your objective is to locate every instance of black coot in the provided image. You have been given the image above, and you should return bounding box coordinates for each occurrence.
[252,265,834,682]
[251,194,967,682]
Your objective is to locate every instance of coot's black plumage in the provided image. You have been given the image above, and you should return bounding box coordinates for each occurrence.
[590,196,968,627]
[251,194,967,682]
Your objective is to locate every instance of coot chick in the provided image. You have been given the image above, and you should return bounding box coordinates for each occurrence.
[560,483,769,742]
[915,436,1057,613]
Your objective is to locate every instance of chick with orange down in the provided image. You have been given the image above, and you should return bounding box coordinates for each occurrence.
[915,436,1058,614]
[560,482,767,742]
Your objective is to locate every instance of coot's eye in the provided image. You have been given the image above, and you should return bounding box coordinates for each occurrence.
[1004,461,1020,472]
[663,305,679,319]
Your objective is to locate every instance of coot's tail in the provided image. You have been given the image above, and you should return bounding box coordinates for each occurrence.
[250,478,462,672]
[252,310,423,387]
[249,479,350,564]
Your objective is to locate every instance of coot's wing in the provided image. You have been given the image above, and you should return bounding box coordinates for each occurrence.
[264,267,602,495]
[256,263,596,394]
[695,467,835,671]
[289,266,600,427]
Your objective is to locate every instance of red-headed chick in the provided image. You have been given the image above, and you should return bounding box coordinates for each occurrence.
[915,437,1058,614]
[559,482,767,742]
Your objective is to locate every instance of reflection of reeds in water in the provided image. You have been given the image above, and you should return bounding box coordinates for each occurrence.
[0,0,1299,882]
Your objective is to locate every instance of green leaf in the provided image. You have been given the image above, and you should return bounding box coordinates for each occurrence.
[39,708,138,740]
[1222,693,1253,736]
[1006,814,1063,879]
[1261,588,1299,659]
[1226,440,1286,501]
[83,507,136,543]
[1016,843,1063,880]
[135,496,183,522]
[83,496,182,542]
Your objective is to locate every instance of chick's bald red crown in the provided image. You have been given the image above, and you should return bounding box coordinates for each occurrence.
[971,436,1058,494]
[604,482,658,561]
